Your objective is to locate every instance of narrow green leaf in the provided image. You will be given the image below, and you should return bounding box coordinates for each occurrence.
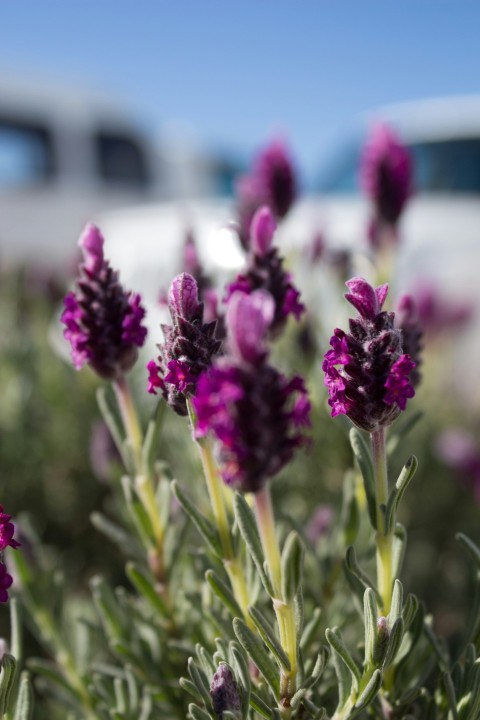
[172,481,222,558]
[442,672,459,720]
[188,703,211,720]
[180,677,204,702]
[206,570,243,619]
[121,475,155,548]
[90,575,126,642]
[126,562,170,619]
[142,400,165,475]
[9,598,22,663]
[349,427,376,529]
[294,588,304,644]
[325,628,360,693]
[26,658,75,699]
[249,691,271,718]
[13,672,34,720]
[389,579,404,625]
[300,607,322,652]
[281,532,304,604]
[230,644,251,715]
[402,593,419,630]
[114,677,128,713]
[344,546,381,604]
[233,617,279,696]
[384,456,418,535]
[300,648,330,691]
[465,661,480,720]
[352,668,382,714]
[341,471,360,546]
[392,523,407,579]
[91,512,140,557]
[248,606,291,671]
[383,617,404,668]
[0,654,16,715]
[187,657,211,709]
[233,494,272,596]
[364,589,378,667]
[424,619,450,672]
[456,533,480,569]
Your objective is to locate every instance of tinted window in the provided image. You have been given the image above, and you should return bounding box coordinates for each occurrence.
[317,136,480,195]
[95,131,151,188]
[0,119,54,188]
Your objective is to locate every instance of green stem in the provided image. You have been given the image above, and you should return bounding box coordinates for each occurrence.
[254,485,298,702]
[197,439,234,559]
[371,427,394,614]
[114,376,143,471]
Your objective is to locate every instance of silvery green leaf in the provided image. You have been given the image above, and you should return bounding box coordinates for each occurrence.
[0,653,16,715]
[344,546,381,604]
[249,691,271,718]
[294,587,304,643]
[403,593,419,630]
[90,575,126,642]
[300,647,329,691]
[230,644,250,716]
[9,598,22,663]
[281,531,304,604]
[91,512,141,560]
[172,481,222,558]
[349,428,376,529]
[382,617,404,668]
[188,703,212,720]
[248,605,291,671]
[195,644,217,678]
[300,607,322,652]
[392,523,407,579]
[326,627,360,700]
[121,476,154,548]
[442,672,459,720]
[456,533,480,569]
[205,570,243,620]
[156,477,172,535]
[26,658,75,700]
[351,668,382,714]
[290,687,306,708]
[13,672,34,720]
[384,456,418,535]
[389,579,404,625]
[233,617,279,696]
[180,677,204,702]
[141,400,165,475]
[233,494,272,596]
[465,660,480,720]
[114,677,128,713]
[341,471,360,546]
[187,657,211,709]
[125,562,170,620]
[363,588,378,668]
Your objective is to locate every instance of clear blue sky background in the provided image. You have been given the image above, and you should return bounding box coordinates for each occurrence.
[1,1,479,182]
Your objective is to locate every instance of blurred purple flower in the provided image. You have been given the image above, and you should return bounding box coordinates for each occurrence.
[360,122,413,248]
[436,429,480,501]
[395,294,423,387]
[306,505,334,543]
[0,507,20,552]
[413,282,473,337]
[210,663,242,718]
[61,224,147,380]
[235,138,297,250]
[323,277,416,431]
[0,563,13,603]
[225,206,305,335]
[148,273,222,415]
[193,291,310,493]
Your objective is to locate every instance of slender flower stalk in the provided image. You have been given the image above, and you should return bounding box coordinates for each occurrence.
[371,427,394,613]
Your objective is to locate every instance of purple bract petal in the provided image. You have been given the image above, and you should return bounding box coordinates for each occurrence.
[226,290,274,365]
[345,277,388,320]
[168,273,201,320]
[79,224,105,274]
[250,206,277,256]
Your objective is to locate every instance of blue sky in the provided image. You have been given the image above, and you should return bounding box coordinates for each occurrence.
[1,1,479,182]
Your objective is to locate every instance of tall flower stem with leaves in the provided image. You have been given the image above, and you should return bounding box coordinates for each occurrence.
[371,426,394,613]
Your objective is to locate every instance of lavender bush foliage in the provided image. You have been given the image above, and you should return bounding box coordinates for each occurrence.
[0,130,479,720]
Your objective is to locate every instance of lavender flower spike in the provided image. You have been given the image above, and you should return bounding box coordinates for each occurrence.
[147,273,222,415]
[323,277,416,432]
[61,224,147,380]
[210,663,242,719]
[225,206,305,334]
[194,291,310,493]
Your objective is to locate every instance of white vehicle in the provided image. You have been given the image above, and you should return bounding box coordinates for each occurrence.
[0,73,227,270]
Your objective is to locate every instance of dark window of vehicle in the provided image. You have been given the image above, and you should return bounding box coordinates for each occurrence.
[0,118,55,189]
[317,136,480,196]
[94,131,151,188]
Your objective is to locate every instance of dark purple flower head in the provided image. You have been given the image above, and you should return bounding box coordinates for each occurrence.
[235,139,297,250]
[61,224,148,380]
[0,507,20,552]
[225,206,305,334]
[148,273,222,415]
[0,563,13,603]
[395,294,423,387]
[360,122,413,228]
[323,277,416,432]
[194,291,310,493]
[210,663,241,719]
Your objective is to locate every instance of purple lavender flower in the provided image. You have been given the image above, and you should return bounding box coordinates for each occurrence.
[413,282,473,337]
[210,663,241,718]
[61,224,147,380]
[395,294,423,387]
[193,291,310,493]
[323,277,416,432]
[359,122,412,247]
[147,273,222,415]
[225,206,305,334]
[0,507,20,552]
[0,563,13,603]
[435,429,480,501]
[235,139,297,250]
